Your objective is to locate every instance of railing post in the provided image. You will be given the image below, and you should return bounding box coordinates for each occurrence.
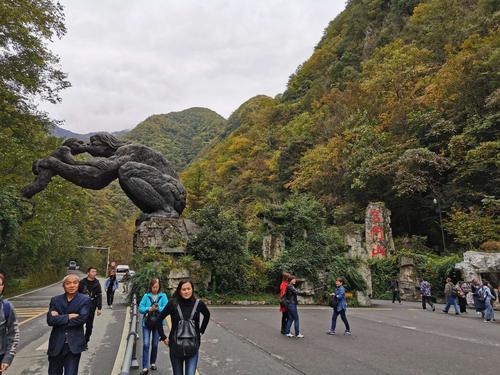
[131,296,139,369]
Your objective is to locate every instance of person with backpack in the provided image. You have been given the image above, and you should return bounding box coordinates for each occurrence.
[420,279,435,311]
[158,279,210,375]
[326,277,351,336]
[104,271,119,309]
[138,278,168,374]
[442,278,460,315]
[0,273,20,374]
[389,279,401,304]
[471,279,485,318]
[279,272,289,335]
[78,266,102,348]
[284,275,304,338]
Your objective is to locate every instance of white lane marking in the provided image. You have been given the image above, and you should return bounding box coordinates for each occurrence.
[402,326,417,330]
[36,340,49,351]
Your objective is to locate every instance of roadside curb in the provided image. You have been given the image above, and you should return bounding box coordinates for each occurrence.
[112,304,132,375]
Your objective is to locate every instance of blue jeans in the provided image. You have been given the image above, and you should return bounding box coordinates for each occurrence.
[285,303,300,335]
[331,308,350,332]
[48,344,81,375]
[169,351,199,375]
[142,326,159,368]
[484,300,495,321]
[443,296,460,314]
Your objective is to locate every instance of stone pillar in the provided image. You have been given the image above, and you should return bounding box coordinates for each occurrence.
[345,227,372,306]
[399,256,419,301]
[365,202,395,258]
[262,233,285,261]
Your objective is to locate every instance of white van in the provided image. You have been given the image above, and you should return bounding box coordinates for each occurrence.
[116,264,130,281]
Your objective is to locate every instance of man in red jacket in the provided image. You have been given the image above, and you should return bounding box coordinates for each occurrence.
[279,272,289,334]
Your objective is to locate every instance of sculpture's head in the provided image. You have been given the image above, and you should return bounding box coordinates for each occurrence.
[62,138,87,155]
[87,132,127,157]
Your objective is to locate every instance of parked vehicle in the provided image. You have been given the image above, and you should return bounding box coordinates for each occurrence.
[116,264,130,281]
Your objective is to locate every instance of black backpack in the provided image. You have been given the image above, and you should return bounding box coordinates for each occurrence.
[171,299,200,359]
[144,295,163,330]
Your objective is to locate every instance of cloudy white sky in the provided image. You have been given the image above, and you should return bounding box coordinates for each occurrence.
[41,0,346,133]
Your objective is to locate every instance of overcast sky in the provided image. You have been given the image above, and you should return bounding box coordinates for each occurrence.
[41,0,346,133]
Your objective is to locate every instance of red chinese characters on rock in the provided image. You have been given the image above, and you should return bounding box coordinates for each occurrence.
[369,208,387,257]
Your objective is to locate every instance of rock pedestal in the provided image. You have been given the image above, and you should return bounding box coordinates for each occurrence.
[133,217,210,293]
[133,217,198,254]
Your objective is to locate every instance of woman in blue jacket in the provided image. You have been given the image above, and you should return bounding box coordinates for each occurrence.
[326,277,351,336]
[139,278,168,374]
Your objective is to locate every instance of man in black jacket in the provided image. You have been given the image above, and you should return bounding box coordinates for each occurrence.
[47,274,90,375]
[78,267,102,347]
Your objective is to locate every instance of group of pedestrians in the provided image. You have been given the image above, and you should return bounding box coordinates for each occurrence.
[279,273,351,339]
[138,278,210,375]
[419,277,497,322]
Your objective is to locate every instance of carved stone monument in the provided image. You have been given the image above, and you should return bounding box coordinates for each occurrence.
[365,202,395,258]
[455,251,500,283]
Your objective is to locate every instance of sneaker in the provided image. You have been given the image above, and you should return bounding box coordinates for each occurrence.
[110,305,113,310]
[296,334,304,338]
[286,333,294,337]
[344,331,351,336]
[150,364,157,371]
[455,313,460,316]
[442,310,448,314]
[432,306,436,312]
[140,369,149,375]
[326,330,335,335]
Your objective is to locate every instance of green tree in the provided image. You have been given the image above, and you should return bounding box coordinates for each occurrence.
[188,205,247,292]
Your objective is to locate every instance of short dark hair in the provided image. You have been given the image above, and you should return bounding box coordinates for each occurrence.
[87,266,97,273]
[287,275,296,283]
[336,277,344,284]
[173,279,195,302]
[149,278,161,292]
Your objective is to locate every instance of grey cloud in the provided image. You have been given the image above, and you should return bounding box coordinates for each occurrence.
[40,0,345,133]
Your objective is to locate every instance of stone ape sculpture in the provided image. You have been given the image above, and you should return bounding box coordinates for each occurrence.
[21,133,186,220]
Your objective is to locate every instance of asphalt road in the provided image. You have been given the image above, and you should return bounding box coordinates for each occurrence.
[7,272,127,375]
[130,300,499,375]
[7,284,500,375]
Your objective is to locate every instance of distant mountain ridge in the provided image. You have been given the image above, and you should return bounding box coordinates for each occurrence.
[51,125,130,141]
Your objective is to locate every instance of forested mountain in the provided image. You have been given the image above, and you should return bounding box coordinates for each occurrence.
[182,0,499,250]
[124,107,227,171]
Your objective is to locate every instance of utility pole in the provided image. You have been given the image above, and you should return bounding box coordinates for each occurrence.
[78,246,110,275]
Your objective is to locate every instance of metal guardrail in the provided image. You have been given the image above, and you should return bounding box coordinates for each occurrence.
[120,294,139,375]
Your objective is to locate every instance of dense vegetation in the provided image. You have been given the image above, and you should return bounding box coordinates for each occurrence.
[183,0,499,251]
[0,1,136,292]
[2,1,499,300]
[178,0,499,296]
